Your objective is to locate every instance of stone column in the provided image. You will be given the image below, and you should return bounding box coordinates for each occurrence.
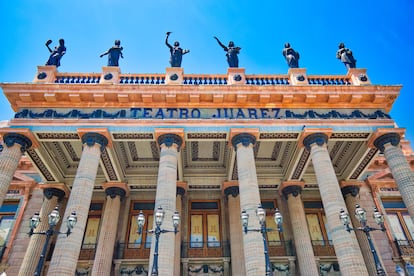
[223,182,246,276]
[18,187,66,276]
[341,183,379,276]
[230,131,265,276]
[0,132,32,206]
[48,132,108,276]
[279,181,319,275]
[175,182,186,276]
[149,133,183,275]
[373,132,414,219]
[91,183,128,276]
[302,132,368,276]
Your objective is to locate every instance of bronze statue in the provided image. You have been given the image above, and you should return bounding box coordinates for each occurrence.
[165,32,190,67]
[100,40,124,66]
[336,42,356,69]
[45,39,66,67]
[214,36,241,68]
[282,43,300,68]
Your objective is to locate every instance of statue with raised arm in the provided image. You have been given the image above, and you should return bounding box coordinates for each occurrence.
[282,43,300,68]
[100,40,124,66]
[165,32,189,67]
[45,39,66,67]
[336,42,356,69]
[214,36,241,68]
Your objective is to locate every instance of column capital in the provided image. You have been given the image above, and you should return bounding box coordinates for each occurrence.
[78,130,109,151]
[229,129,259,149]
[39,183,70,198]
[177,181,187,197]
[0,128,39,152]
[298,128,332,150]
[340,181,361,197]
[279,181,304,199]
[43,187,66,201]
[367,128,405,151]
[222,181,239,198]
[154,128,185,150]
[103,182,129,199]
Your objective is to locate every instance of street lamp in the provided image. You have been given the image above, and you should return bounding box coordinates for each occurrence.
[29,206,77,276]
[137,206,180,276]
[241,205,283,276]
[339,204,386,276]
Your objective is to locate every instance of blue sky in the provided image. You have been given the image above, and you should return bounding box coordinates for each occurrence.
[1,0,413,142]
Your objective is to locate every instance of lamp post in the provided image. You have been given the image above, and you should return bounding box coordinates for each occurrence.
[339,204,386,276]
[137,206,180,276]
[29,206,77,276]
[241,205,283,276]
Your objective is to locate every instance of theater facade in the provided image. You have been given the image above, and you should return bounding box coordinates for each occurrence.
[0,64,414,276]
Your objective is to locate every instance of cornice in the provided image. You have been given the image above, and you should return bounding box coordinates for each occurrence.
[0,81,401,113]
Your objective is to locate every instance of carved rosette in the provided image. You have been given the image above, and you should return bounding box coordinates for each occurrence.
[3,133,32,153]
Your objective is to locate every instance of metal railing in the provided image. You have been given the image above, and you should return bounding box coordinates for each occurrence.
[311,240,336,256]
[395,239,414,256]
[181,241,230,258]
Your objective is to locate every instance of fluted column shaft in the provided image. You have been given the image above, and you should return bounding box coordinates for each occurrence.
[91,187,126,276]
[341,185,379,276]
[231,133,265,276]
[149,134,182,276]
[224,185,246,276]
[374,133,414,219]
[18,188,65,275]
[281,184,319,275]
[0,133,32,206]
[48,132,108,276]
[303,133,368,276]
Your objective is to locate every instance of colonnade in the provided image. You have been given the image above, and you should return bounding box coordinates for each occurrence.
[0,127,413,275]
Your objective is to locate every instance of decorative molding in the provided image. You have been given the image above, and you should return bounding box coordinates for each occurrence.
[291,149,310,180]
[26,149,55,181]
[349,148,378,179]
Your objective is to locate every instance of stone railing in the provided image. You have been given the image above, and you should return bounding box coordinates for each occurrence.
[307,76,351,85]
[35,66,368,86]
[55,73,101,84]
